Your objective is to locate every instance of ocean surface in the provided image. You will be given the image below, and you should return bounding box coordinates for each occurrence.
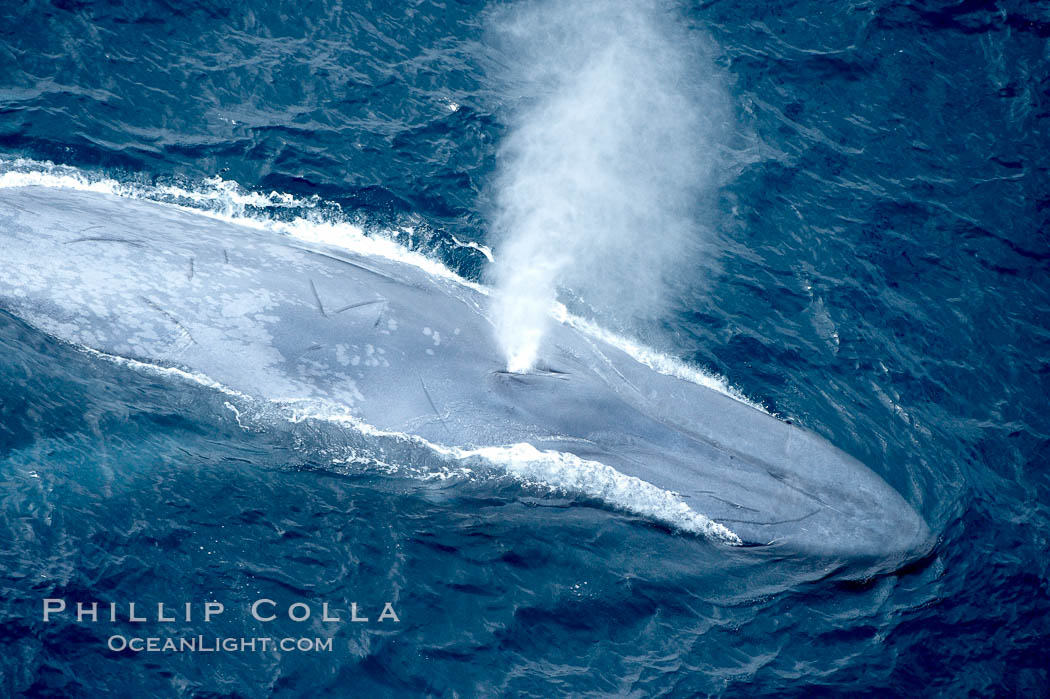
[1,0,1048,696]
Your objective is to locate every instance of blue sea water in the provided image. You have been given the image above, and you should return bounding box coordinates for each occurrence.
[1,0,1048,696]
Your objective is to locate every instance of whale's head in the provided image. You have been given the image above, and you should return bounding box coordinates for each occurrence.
[705,430,934,565]
[489,331,935,568]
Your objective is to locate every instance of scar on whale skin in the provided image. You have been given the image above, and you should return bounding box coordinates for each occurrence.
[66,236,146,248]
[334,299,385,314]
[308,279,327,318]
[139,295,196,345]
[295,246,417,287]
[294,343,325,360]
[420,379,452,437]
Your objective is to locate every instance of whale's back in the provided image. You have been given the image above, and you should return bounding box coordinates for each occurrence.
[0,185,931,562]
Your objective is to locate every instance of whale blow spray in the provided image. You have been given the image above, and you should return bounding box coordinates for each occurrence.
[487,0,727,373]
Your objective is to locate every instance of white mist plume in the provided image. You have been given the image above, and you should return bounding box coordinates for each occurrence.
[487,0,727,373]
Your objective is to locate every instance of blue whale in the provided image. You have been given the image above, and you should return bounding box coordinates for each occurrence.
[0,184,931,563]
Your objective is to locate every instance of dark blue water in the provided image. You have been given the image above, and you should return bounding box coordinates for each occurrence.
[1,0,1048,696]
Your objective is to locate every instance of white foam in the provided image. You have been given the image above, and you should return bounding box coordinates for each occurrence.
[449,234,494,262]
[263,401,739,543]
[553,303,766,412]
[0,158,475,291]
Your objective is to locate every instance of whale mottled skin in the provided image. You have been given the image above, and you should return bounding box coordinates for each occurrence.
[0,185,931,562]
